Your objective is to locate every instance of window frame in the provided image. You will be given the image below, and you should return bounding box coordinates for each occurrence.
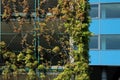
[90,2,120,19]
[89,35,99,50]
[100,2,120,19]
[90,3,99,19]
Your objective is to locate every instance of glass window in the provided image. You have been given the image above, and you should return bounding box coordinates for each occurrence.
[90,4,99,18]
[100,35,120,50]
[89,36,98,49]
[101,3,120,18]
[1,34,33,51]
[106,35,120,49]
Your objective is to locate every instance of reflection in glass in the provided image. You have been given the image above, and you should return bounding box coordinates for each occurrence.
[101,3,120,18]
[105,35,120,49]
[90,4,98,18]
[89,36,98,49]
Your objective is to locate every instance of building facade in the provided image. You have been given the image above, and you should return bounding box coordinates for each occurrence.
[0,0,120,80]
[89,0,120,80]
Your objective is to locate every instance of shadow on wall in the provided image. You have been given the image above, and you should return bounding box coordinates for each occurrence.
[90,66,120,80]
[112,69,120,80]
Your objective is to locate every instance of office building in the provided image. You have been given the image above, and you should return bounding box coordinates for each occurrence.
[0,0,120,80]
[89,0,120,80]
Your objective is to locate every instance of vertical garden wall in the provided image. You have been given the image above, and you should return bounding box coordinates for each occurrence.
[0,0,91,80]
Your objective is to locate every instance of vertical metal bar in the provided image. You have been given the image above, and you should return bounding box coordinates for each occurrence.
[98,0,101,65]
[38,0,40,65]
[37,0,40,78]
[34,0,37,58]
[38,0,40,21]
[34,0,40,78]
[98,1,101,50]
[35,0,37,20]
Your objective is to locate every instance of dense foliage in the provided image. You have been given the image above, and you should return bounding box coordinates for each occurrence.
[52,0,91,80]
[0,0,91,80]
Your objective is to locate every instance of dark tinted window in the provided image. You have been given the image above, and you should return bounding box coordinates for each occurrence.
[90,4,99,18]
[100,35,120,50]
[89,36,98,49]
[101,3,120,18]
[106,35,120,49]
[1,33,33,51]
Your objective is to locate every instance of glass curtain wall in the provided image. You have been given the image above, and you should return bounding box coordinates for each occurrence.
[101,3,120,18]
[90,35,120,50]
[90,3,120,19]
[90,3,120,50]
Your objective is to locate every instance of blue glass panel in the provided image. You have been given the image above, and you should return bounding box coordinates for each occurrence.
[89,50,100,65]
[100,50,120,66]
[100,0,120,3]
[90,20,99,34]
[101,19,120,34]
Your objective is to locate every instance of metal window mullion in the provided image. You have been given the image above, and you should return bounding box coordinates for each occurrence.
[98,2,101,50]
[34,0,37,58]
[37,0,40,63]
[98,0,101,65]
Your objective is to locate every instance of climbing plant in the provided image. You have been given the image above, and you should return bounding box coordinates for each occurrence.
[1,0,69,80]
[1,0,91,80]
[52,0,92,80]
